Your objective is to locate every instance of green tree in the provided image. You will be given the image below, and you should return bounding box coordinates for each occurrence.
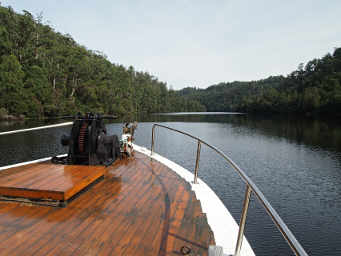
[0,54,26,114]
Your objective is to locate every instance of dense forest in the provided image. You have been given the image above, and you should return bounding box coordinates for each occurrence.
[178,47,341,115]
[1,5,340,120]
[0,5,205,119]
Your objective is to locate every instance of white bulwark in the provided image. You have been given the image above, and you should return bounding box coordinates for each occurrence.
[134,144,255,256]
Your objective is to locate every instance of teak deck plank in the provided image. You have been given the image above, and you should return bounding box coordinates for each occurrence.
[0,163,105,201]
[0,152,215,255]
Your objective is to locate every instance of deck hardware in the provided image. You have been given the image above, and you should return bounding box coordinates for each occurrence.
[208,245,226,256]
[150,124,309,256]
[180,245,192,255]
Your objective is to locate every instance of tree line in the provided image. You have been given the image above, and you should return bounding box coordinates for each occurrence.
[0,5,205,119]
[1,4,340,120]
[178,47,341,116]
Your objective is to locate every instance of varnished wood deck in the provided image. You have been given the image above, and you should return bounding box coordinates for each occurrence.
[0,164,105,201]
[0,152,215,255]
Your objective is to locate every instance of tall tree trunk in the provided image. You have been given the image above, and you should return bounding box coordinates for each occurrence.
[53,76,56,90]
[70,88,75,97]
[35,32,39,59]
[70,74,77,97]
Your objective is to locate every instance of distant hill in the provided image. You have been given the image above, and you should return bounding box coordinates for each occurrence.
[1,4,340,119]
[0,5,205,119]
[178,48,341,115]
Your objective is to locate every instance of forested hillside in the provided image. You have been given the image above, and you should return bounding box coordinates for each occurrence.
[178,48,341,115]
[1,5,340,119]
[0,5,205,119]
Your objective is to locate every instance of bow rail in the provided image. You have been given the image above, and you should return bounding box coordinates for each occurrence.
[150,124,308,256]
[0,122,73,136]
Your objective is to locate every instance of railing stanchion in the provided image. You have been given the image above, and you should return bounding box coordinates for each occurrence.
[194,140,201,184]
[151,125,155,157]
[235,185,252,256]
[149,124,308,256]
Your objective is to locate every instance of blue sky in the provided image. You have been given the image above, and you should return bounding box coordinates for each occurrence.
[2,0,341,89]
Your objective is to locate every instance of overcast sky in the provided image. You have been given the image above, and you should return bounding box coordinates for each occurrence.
[2,0,341,89]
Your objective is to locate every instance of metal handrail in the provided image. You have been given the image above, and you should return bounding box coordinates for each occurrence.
[150,124,308,256]
[0,122,73,136]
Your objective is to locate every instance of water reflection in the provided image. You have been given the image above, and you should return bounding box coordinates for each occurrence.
[148,114,341,153]
[133,113,341,256]
[1,113,341,255]
[2,113,340,154]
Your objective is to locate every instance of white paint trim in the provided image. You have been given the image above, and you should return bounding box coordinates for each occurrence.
[134,144,255,256]
[0,122,73,136]
[0,154,67,171]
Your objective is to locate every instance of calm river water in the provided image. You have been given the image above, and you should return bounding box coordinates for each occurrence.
[0,113,340,256]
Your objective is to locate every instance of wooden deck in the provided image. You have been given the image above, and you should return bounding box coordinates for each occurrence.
[0,152,215,255]
[0,163,105,202]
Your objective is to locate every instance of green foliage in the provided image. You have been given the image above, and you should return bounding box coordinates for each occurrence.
[0,54,25,114]
[0,107,8,118]
[0,6,204,118]
[177,48,341,115]
[1,5,339,118]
